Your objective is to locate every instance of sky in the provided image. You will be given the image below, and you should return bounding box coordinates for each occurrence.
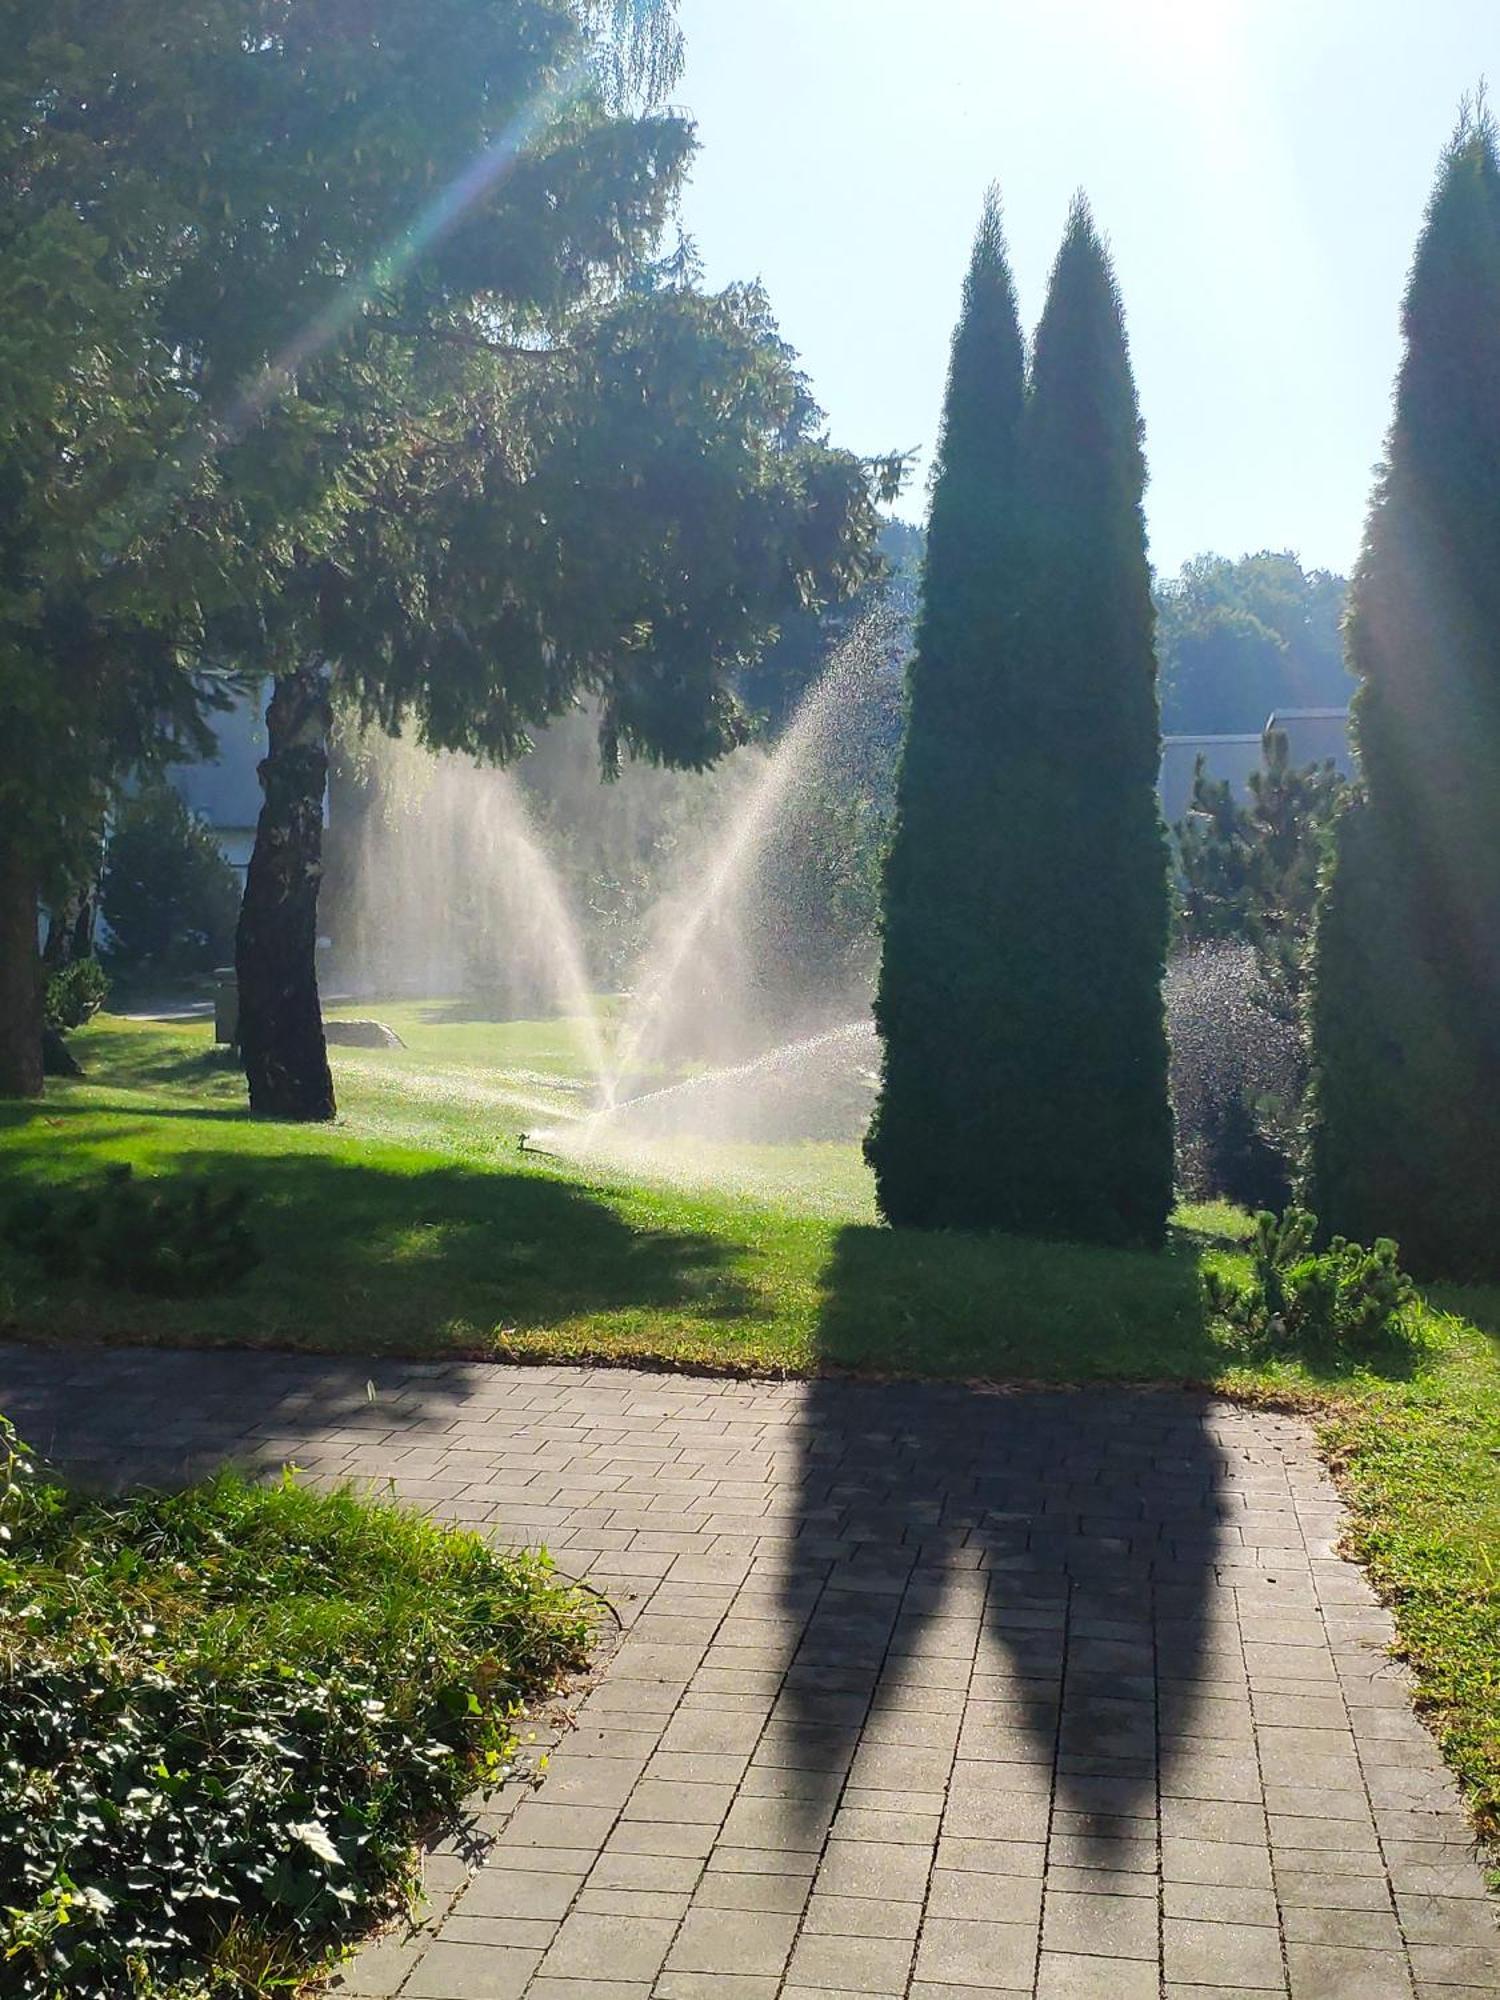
[672,0,1497,580]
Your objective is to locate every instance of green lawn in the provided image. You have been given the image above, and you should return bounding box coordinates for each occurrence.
[1,1010,1497,1843]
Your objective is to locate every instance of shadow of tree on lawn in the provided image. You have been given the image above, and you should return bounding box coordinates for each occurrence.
[0,1139,765,1361]
[776,1222,1238,1873]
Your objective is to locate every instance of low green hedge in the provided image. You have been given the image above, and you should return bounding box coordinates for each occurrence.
[0,1419,590,1997]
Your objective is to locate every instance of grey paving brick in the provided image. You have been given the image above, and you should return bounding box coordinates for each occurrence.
[527,1984,649,2000]
[928,1870,1042,1923]
[1395,1893,1500,1945]
[815,1837,932,1901]
[913,1916,1037,1989]
[1036,1951,1158,1999]
[665,1907,798,1975]
[1408,1943,1500,1985]
[455,1871,583,1920]
[538,1912,676,1984]
[692,1868,810,1912]
[1287,1941,1415,1997]
[403,1942,544,1998]
[803,1892,923,1938]
[1044,1886,1159,1958]
[654,1978,782,2000]
[785,1932,916,1993]
[1165,1916,1286,1989]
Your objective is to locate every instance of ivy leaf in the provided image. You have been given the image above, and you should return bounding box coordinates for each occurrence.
[287,1820,344,1868]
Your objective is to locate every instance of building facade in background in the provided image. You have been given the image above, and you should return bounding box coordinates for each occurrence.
[167,687,268,884]
[1159,706,1351,827]
[171,691,1353,884]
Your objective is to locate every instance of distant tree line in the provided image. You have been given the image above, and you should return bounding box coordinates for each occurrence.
[1157,553,1351,736]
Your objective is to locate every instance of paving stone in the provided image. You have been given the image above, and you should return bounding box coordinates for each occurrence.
[527,1982,649,1999]
[654,1975,780,2000]
[1162,1881,1280,1927]
[572,1887,689,1918]
[803,1893,923,1938]
[622,1779,735,1825]
[1282,1899,1403,1951]
[539,1913,675,1984]
[586,1851,701,1893]
[665,1907,799,1976]
[937,1835,1048,1878]
[913,1915,1037,1988]
[815,1837,932,1902]
[785,1932,916,1993]
[1044,1886,1159,1958]
[927,1870,1042,1923]
[1165,1915,1286,1989]
[1036,1950,1158,1999]
[692,1867,810,1912]
[1162,1837,1274,1889]
[1396,1893,1500,1945]
[403,1942,544,1998]
[1287,1941,1416,1997]
[1408,1944,1500,1985]
[452,1870,585,1922]
[605,1821,719,1860]
[443,1917,565,1949]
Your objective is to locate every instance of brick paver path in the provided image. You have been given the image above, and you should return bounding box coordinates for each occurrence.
[2,1346,1495,1998]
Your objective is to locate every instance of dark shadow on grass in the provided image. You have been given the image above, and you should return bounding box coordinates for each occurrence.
[69,1024,234,1091]
[1,1144,765,1415]
[777,1221,1233,1876]
[415,999,566,1028]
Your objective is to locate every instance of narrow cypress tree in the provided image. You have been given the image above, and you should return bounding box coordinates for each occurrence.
[865,190,1028,1227]
[1004,197,1173,1245]
[1307,106,1500,1277]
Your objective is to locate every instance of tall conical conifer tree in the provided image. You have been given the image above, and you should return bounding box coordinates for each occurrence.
[866,190,1028,1227]
[1003,197,1173,1245]
[1307,106,1500,1277]
[868,193,1171,1244]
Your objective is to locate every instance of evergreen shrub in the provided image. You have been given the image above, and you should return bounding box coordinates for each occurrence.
[1307,108,1500,1277]
[1203,1208,1416,1355]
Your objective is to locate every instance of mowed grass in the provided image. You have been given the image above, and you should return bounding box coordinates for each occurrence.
[1,1011,1498,1839]
[0,1009,1232,1379]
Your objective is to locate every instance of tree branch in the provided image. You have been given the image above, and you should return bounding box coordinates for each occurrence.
[365,317,564,362]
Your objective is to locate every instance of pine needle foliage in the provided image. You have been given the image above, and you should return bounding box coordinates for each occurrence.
[869,194,1173,1247]
[1306,103,1500,1278]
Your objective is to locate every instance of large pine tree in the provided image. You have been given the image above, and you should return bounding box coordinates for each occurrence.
[869,195,1172,1244]
[865,191,1028,1227]
[1307,107,1500,1278]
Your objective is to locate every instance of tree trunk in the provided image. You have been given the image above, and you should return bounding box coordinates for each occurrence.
[42,878,97,971]
[0,831,44,1099]
[237,665,336,1120]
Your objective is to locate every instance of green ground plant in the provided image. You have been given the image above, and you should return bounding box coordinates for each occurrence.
[1203,1207,1418,1357]
[43,962,110,1036]
[0,1414,589,1998]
